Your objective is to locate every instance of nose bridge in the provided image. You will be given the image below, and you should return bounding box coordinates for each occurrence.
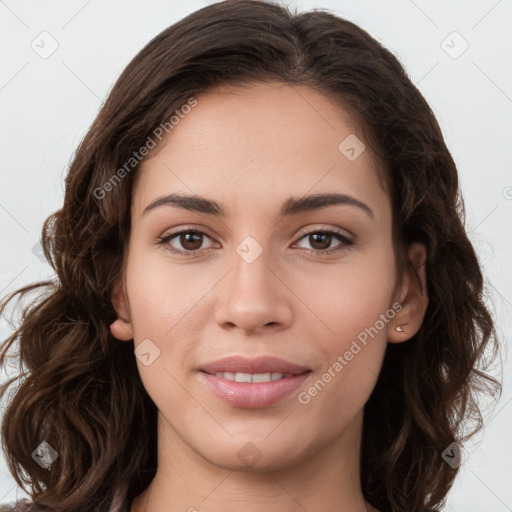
[230,233,274,298]
[214,230,291,331]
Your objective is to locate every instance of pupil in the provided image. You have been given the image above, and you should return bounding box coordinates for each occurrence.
[312,233,330,250]
[182,232,202,250]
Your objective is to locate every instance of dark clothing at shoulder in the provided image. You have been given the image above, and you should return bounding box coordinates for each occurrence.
[0,500,34,512]
[0,500,439,511]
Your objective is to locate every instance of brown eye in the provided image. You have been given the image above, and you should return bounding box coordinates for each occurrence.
[156,227,354,257]
[179,232,204,251]
[294,229,354,255]
[308,233,332,251]
[157,229,216,256]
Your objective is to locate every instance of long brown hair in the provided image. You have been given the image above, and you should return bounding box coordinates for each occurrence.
[0,1,502,511]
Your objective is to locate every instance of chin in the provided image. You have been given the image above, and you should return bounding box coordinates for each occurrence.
[194,434,313,473]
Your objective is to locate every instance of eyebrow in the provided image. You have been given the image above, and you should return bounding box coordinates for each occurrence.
[142,192,374,219]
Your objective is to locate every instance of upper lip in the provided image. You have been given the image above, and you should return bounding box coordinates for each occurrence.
[200,356,310,375]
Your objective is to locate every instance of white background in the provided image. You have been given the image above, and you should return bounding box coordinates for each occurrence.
[1,0,511,510]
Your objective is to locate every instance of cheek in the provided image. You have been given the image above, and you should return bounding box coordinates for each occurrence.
[297,323,387,430]
[124,248,214,395]
[124,245,204,339]
[292,250,395,414]
[294,248,396,347]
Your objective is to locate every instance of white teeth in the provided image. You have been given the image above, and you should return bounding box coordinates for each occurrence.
[214,372,292,382]
[252,373,271,382]
[235,372,252,383]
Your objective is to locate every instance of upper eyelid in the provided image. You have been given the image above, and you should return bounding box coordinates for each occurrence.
[161,224,353,240]
[295,224,353,240]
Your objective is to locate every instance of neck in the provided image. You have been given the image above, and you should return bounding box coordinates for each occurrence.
[132,410,375,512]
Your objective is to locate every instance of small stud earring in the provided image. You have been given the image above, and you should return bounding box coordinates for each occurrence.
[395,323,407,332]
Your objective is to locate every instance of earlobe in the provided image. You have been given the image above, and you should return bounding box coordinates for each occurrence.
[388,242,429,344]
[110,279,134,341]
[110,319,134,341]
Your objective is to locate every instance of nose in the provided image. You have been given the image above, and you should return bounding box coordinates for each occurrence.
[213,240,293,335]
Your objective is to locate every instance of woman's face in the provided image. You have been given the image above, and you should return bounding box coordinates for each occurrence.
[111,81,421,472]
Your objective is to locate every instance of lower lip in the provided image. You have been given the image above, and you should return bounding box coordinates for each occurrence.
[199,371,311,409]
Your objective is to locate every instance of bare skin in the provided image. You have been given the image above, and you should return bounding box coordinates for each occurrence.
[110,81,428,512]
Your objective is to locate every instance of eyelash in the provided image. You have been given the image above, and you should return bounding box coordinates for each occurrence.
[155,225,355,257]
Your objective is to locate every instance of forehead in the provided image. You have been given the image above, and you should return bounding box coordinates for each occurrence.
[133,81,390,226]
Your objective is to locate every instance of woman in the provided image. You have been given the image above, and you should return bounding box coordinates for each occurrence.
[0,1,501,511]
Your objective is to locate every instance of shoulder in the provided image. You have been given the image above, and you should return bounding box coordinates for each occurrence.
[0,500,33,511]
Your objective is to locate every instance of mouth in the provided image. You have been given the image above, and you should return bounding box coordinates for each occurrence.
[200,354,311,375]
[205,371,300,383]
[199,355,312,409]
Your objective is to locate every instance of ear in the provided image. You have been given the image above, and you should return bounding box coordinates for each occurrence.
[110,277,134,341]
[387,242,429,344]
